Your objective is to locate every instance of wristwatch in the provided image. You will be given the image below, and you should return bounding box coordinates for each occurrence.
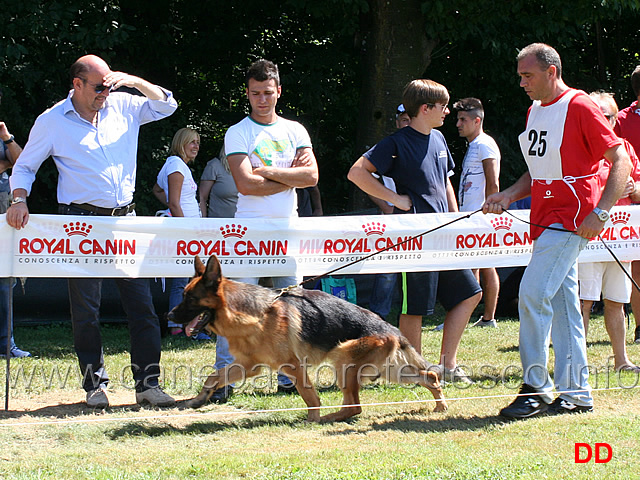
[2,135,14,145]
[593,207,610,222]
[10,196,27,206]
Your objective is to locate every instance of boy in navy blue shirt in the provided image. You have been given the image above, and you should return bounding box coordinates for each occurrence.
[348,79,482,383]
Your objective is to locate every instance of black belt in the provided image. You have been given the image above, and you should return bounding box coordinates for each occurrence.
[69,202,136,216]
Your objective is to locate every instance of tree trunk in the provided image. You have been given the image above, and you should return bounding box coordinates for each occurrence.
[349,0,437,212]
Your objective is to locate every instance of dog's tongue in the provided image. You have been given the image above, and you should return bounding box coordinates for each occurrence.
[185,316,202,337]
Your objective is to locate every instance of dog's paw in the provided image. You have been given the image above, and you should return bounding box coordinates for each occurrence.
[186,397,208,409]
[433,401,448,413]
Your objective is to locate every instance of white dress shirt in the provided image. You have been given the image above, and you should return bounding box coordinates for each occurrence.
[10,88,177,208]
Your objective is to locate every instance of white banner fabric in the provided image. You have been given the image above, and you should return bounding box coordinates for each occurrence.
[1,206,639,278]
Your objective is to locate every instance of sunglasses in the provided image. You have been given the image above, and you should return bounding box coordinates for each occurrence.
[77,77,112,94]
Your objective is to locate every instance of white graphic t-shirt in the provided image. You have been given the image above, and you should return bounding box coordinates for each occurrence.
[225,116,312,218]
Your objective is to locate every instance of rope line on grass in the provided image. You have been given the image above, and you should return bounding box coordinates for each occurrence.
[0,383,637,428]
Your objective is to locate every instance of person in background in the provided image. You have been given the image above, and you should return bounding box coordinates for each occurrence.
[6,54,177,408]
[199,146,238,219]
[348,80,482,384]
[483,43,630,418]
[613,64,640,344]
[197,146,239,383]
[579,91,640,372]
[454,97,501,328]
[296,186,323,217]
[0,95,31,358]
[366,104,410,321]
[153,127,209,340]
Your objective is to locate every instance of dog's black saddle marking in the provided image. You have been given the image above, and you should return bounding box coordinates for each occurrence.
[281,289,400,351]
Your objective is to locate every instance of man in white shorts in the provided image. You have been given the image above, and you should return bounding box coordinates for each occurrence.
[579,91,640,372]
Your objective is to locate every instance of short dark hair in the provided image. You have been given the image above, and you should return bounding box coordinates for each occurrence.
[246,59,280,87]
[69,59,92,85]
[632,65,640,98]
[453,97,484,121]
[517,43,562,79]
[402,79,449,118]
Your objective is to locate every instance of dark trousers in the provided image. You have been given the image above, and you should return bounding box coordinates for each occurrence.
[0,278,16,352]
[59,204,161,392]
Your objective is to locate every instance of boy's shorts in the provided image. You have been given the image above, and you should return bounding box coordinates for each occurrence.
[401,269,482,315]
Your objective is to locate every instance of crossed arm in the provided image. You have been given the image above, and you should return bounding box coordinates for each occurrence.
[229,147,318,196]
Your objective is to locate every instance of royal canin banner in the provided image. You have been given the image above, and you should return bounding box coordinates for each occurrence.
[1,206,639,278]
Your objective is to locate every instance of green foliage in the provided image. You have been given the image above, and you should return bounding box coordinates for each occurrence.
[1,1,640,214]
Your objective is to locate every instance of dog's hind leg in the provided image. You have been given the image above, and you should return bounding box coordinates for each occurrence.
[278,363,322,422]
[187,364,249,409]
[319,363,362,423]
[417,370,448,412]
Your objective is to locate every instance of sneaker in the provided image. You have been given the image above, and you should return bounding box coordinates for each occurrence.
[616,364,640,373]
[635,326,640,344]
[86,387,109,408]
[445,365,473,384]
[192,332,211,341]
[0,346,32,358]
[136,386,176,407]
[471,316,497,328]
[499,384,549,419]
[431,323,445,331]
[432,365,474,385]
[209,385,233,404]
[547,397,593,415]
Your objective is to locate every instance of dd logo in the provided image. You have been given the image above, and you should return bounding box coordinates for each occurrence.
[574,443,612,463]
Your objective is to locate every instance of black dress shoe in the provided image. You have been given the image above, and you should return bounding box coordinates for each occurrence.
[547,397,593,415]
[500,384,549,419]
[209,386,233,404]
[276,383,297,394]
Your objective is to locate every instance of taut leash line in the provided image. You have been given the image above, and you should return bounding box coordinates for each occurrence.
[275,208,639,299]
[274,209,484,298]
[502,209,640,293]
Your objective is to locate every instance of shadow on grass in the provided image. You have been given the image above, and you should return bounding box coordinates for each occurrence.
[105,414,304,439]
[1,393,511,439]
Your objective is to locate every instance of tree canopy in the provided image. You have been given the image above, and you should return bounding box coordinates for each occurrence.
[1,0,639,215]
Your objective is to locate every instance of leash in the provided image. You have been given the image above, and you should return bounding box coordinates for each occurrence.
[274,209,485,299]
[275,207,640,299]
[501,209,640,294]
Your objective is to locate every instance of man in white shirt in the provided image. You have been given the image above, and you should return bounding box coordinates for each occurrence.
[6,54,178,408]
[454,97,501,328]
[210,59,318,402]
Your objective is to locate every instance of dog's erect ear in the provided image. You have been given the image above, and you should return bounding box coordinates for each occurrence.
[194,255,206,277]
[203,255,223,288]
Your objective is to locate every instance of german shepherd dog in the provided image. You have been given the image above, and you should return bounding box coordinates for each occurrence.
[168,255,447,422]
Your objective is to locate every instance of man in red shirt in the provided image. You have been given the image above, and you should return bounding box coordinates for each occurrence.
[483,43,631,419]
[613,65,640,344]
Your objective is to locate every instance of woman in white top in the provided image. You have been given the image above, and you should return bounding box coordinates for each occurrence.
[153,127,206,337]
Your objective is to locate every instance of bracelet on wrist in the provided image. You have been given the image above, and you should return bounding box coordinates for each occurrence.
[2,135,14,145]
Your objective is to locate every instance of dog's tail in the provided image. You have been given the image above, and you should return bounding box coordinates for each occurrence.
[398,336,433,370]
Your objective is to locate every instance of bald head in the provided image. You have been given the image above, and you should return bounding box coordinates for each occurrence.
[69,55,111,85]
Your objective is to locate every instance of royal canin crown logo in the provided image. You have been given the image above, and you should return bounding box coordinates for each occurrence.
[63,222,93,237]
[220,224,247,238]
[362,222,386,236]
[490,217,513,231]
[611,211,630,225]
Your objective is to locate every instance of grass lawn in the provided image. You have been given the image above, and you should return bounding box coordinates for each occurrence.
[1,310,639,479]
